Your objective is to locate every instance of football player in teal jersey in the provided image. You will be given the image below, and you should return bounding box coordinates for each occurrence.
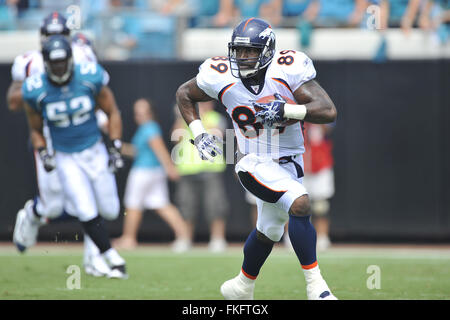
[22,35,127,279]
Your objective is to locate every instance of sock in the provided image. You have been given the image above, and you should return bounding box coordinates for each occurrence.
[241,229,274,280]
[238,270,255,286]
[303,265,323,285]
[288,215,317,270]
[81,216,111,254]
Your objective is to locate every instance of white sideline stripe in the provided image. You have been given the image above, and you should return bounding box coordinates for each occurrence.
[1,248,449,260]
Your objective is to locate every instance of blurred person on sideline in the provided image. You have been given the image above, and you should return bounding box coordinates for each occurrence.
[302,123,335,251]
[172,101,229,253]
[113,98,190,252]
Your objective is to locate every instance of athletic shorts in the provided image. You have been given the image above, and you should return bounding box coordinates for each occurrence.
[55,140,120,222]
[303,168,334,201]
[175,172,229,223]
[124,166,169,210]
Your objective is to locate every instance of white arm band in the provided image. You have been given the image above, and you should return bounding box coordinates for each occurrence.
[284,103,307,120]
[188,119,207,138]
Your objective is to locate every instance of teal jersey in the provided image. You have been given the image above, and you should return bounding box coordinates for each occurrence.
[22,62,107,153]
[131,121,162,169]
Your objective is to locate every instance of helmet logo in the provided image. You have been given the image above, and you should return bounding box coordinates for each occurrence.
[259,27,274,42]
[49,48,67,60]
[234,36,250,43]
[47,23,64,33]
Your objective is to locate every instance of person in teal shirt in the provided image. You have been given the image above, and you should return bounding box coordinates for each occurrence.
[113,98,190,252]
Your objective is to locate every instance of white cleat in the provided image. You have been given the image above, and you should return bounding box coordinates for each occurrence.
[84,254,112,277]
[13,200,46,253]
[107,265,129,280]
[103,248,128,279]
[306,279,338,300]
[220,275,255,300]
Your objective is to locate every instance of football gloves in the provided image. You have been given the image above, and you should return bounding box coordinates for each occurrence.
[253,93,286,127]
[190,133,223,162]
[108,139,124,173]
[37,147,56,172]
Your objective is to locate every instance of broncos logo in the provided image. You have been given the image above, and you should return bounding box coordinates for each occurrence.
[259,27,275,42]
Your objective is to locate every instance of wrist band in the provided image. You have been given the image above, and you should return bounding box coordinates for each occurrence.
[188,119,206,138]
[283,104,307,120]
[112,139,122,150]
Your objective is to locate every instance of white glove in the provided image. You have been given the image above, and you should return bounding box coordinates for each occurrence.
[190,133,223,162]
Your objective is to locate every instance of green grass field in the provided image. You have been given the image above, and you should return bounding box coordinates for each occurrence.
[0,243,449,300]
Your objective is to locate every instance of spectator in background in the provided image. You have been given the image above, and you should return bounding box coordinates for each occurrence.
[261,0,313,26]
[260,0,317,48]
[422,0,449,44]
[371,0,427,34]
[172,101,229,253]
[0,0,18,30]
[262,0,367,49]
[302,123,335,251]
[213,0,270,27]
[113,98,191,252]
[159,0,223,27]
[398,0,449,43]
[152,0,195,16]
[102,0,177,59]
[304,0,368,27]
[371,1,438,62]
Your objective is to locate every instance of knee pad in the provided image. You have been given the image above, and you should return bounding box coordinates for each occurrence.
[37,197,64,219]
[99,199,120,221]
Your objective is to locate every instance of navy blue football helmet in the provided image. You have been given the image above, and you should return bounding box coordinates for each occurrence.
[72,32,92,47]
[228,18,276,79]
[40,12,71,42]
[42,35,73,85]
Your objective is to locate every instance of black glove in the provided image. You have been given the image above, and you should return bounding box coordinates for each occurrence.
[108,139,124,173]
[37,147,56,172]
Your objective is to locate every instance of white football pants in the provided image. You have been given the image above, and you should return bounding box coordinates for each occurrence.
[235,153,308,242]
[55,140,120,222]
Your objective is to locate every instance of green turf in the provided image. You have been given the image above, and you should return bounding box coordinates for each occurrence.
[0,245,449,300]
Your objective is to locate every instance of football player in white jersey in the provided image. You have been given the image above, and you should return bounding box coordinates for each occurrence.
[8,12,115,277]
[176,18,338,300]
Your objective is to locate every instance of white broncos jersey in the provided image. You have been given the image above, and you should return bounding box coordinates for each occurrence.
[196,50,316,158]
[11,42,98,81]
